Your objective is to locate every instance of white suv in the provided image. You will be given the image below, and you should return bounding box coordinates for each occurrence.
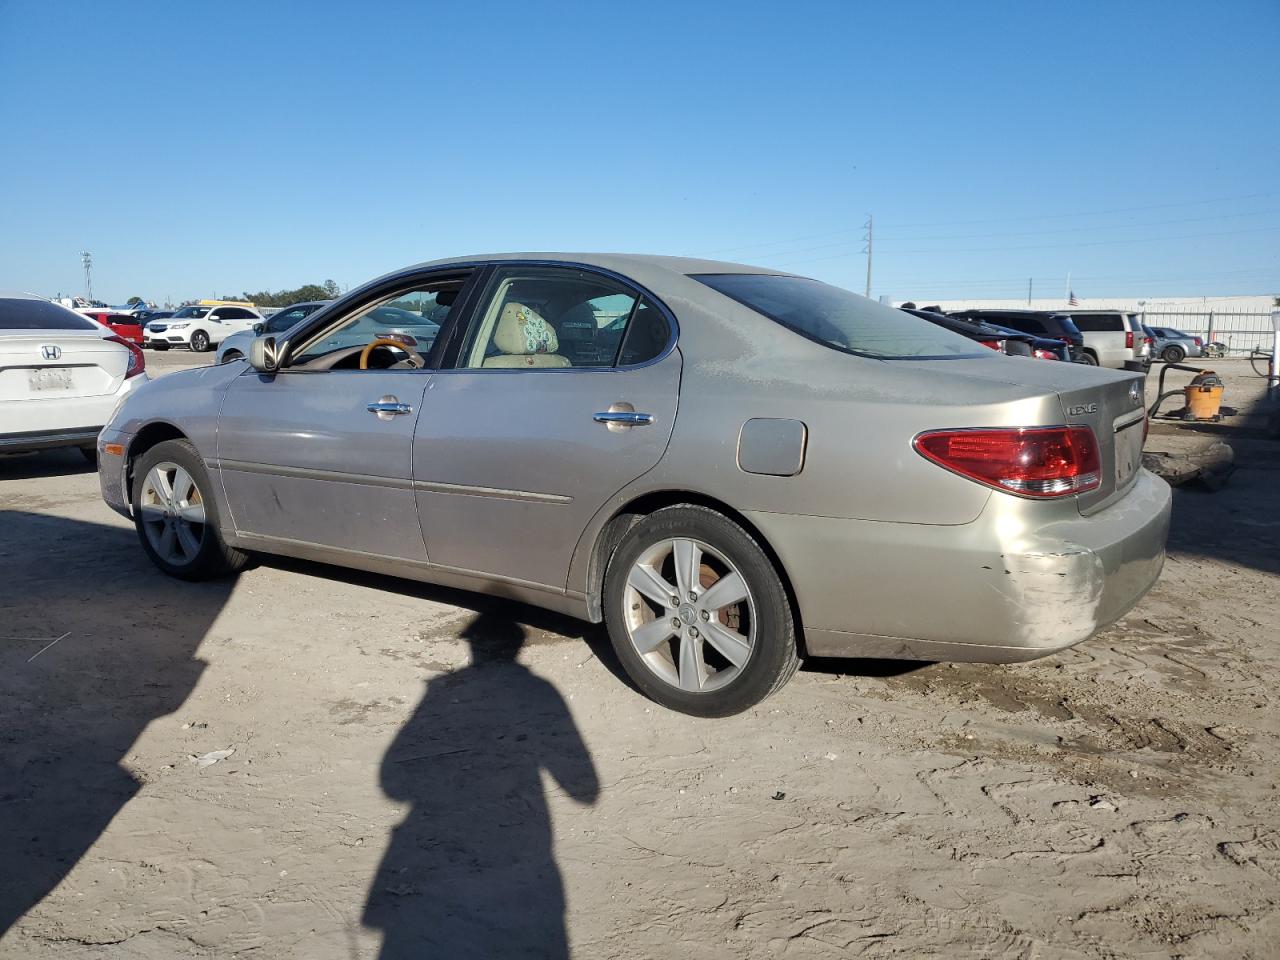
[145,304,263,353]
[1056,310,1150,369]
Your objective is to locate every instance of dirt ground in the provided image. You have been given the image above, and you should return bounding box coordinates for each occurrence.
[1,354,1277,959]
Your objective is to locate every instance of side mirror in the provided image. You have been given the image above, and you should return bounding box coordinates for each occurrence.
[249,335,278,373]
[252,322,264,335]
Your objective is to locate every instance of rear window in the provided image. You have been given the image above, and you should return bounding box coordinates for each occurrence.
[692,274,983,360]
[0,298,98,331]
[1069,313,1123,332]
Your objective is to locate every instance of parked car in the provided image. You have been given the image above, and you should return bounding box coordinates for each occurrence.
[902,306,1066,360]
[1054,309,1150,369]
[216,300,332,363]
[1,292,147,461]
[85,310,145,344]
[947,309,1087,362]
[145,304,264,352]
[134,309,174,326]
[1145,326,1203,363]
[98,255,1170,716]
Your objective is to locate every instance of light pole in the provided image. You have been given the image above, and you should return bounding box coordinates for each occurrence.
[80,250,93,300]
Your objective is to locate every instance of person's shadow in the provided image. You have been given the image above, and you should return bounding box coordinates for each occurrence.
[364,611,599,959]
[0,508,234,939]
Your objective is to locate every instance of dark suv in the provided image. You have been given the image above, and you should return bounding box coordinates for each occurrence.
[946,310,1087,363]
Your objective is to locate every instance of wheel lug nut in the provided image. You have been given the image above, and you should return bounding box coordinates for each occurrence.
[687,591,697,602]
[671,618,681,628]
[670,596,680,606]
[689,627,699,639]
[700,610,710,621]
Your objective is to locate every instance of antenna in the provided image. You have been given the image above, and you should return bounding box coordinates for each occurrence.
[80,250,93,300]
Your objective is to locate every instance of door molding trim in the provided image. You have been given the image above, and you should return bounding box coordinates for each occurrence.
[412,479,572,504]
[210,458,414,490]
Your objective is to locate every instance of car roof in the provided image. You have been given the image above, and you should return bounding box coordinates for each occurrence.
[403,252,786,279]
[0,291,52,301]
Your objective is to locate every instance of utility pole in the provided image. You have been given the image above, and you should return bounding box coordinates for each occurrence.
[80,250,93,300]
[862,214,873,298]
[1027,278,1033,306]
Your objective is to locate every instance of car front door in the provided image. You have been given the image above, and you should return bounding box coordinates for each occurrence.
[413,264,680,591]
[215,273,475,561]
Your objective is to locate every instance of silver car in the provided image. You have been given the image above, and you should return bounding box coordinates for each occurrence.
[98,254,1171,716]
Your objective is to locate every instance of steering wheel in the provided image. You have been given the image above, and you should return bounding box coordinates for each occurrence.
[359,337,425,370]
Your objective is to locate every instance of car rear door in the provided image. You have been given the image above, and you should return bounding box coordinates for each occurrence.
[413,264,680,591]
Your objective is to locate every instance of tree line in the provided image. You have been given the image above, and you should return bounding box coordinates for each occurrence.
[237,280,341,307]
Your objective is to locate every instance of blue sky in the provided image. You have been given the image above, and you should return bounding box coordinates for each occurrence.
[1,0,1276,304]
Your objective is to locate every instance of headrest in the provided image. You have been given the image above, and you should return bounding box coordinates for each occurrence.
[492,302,559,355]
[434,288,458,307]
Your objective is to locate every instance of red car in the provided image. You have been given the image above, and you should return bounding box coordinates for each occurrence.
[86,311,144,345]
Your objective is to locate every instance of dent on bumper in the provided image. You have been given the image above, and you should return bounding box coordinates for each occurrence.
[98,429,134,518]
[747,470,1173,663]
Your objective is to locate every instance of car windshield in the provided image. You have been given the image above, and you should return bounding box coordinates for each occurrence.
[171,306,212,319]
[693,274,985,360]
[0,298,98,330]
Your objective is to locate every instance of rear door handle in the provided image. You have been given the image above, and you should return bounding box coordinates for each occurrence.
[593,411,653,425]
[367,395,413,419]
[594,402,653,431]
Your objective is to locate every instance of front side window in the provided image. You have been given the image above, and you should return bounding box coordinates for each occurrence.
[0,298,97,330]
[290,281,462,369]
[694,273,983,360]
[459,266,668,369]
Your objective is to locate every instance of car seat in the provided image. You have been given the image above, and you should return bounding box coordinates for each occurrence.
[481,302,570,368]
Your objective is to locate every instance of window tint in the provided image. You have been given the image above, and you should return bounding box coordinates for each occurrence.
[0,298,98,331]
[1070,313,1123,332]
[267,309,307,332]
[695,275,983,360]
[617,298,671,365]
[460,267,647,369]
[216,307,256,320]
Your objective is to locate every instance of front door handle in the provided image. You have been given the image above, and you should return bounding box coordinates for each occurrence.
[367,395,413,420]
[594,401,653,431]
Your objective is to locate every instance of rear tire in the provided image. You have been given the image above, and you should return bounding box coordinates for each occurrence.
[602,505,800,717]
[1163,344,1185,363]
[1079,351,1099,366]
[189,331,210,353]
[132,439,248,580]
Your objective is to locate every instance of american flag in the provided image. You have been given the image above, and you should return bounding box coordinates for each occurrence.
[1068,291,1079,306]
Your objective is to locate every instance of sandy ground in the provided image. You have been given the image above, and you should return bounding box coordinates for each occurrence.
[1,353,1277,958]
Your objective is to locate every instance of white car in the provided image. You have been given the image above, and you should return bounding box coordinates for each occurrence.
[1,293,148,461]
[145,304,263,353]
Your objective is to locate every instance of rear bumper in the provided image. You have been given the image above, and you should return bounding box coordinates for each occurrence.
[0,426,100,453]
[747,470,1172,663]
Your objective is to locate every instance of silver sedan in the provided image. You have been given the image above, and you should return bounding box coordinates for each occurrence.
[98,254,1171,716]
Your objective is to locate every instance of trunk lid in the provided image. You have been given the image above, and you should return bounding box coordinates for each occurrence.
[910,356,1147,513]
[0,329,127,402]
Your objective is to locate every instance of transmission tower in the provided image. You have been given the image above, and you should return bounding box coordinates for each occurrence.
[80,251,93,300]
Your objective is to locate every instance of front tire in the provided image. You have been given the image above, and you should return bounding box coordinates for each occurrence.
[132,439,248,580]
[1163,344,1185,363]
[220,349,243,364]
[603,505,800,717]
[189,330,210,353]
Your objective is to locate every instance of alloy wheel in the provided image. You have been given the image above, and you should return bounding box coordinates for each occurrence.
[139,461,207,566]
[621,537,756,693]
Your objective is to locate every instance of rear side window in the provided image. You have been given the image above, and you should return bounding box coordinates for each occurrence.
[1070,313,1122,332]
[0,298,98,331]
[695,274,982,360]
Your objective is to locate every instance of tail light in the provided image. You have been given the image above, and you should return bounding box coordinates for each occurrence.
[913,426,1101,498]
[1193,336,1203,346]
[1125,331,1134,349]
[1144,336,1153,347]
[1032,348,1060,360]
[978,339,1001,351]
[105,334,146,378]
